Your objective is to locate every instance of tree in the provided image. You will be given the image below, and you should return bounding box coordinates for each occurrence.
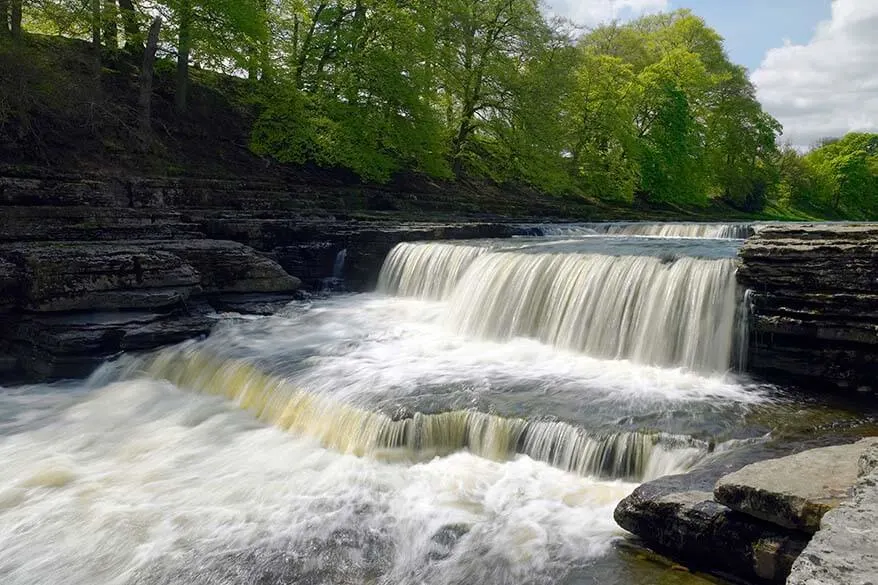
[564,53,638,200]
[138,16,161,132]
[10,0,19,42]
[159,0,267,112]
[1,0,9,36]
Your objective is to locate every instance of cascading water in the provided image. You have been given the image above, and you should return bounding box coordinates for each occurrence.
[118,346,708,481]
[376,241,489,299]
[449,252,740,372]
[535,222,753,239]
[332,248,347,279]
[380,241,745,373]
[1,224,792,585]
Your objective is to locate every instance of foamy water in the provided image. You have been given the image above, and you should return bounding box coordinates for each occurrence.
[0,232,782,585]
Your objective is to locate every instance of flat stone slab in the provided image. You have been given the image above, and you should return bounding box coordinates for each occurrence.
[715,437,878,533]
[787,442,878,585]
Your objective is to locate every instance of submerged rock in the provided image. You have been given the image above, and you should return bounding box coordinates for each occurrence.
[714,437,878,533]
[787,442,878,585]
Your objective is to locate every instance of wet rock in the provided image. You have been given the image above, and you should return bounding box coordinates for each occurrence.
[271,242,342,288]
[787,442,878,585]
[0,257,19,310]
[739,223,878,393]
[4,311,215,379]
[615,481,807,583]
[613,441,852,584]
[143,240,302,294]
[714,437,878,533]
[208,293,298,316]
[2,243,201,312]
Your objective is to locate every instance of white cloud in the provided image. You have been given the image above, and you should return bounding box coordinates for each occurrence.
[752,0,878,149]
[546,0,668,27]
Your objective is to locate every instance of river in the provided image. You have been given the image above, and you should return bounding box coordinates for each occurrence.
[0,224,872,585]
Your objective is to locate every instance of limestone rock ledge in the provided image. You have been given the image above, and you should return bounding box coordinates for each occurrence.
[738,223,878,393]
[614,444,814,584]
[787,442,878,585]
[714,438,878,533]
[614,438,878,584]
[0,240,301,380]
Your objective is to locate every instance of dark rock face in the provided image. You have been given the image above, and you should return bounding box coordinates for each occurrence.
[0,235,302,380]
[613,441,844,584]
[739,224,878,393]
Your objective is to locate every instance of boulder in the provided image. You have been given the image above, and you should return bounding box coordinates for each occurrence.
[614,442,820,584]
[714,437,878,533]
[615,477,808,583]
[787,442,878,585]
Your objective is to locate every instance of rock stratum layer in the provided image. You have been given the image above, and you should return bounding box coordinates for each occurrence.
[0,174,521,380]
[714,438,878,533]
[739,223,878,393]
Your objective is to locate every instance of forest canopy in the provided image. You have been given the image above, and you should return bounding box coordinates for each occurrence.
[4,0,877,219]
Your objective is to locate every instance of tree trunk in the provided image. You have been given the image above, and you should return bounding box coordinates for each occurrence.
[175,0,192,113]
[91,0,102,75]
[258,0,271,83]
[139,17,161,133]
[10,0,20,43]
[1,0,9,37]
[103,0,118,49]
[118,0,140,49]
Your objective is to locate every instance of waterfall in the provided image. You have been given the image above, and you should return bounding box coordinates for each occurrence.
[377,242,489,299]
[734,289,754,372]
[447,252,740,372]
[120,348,709,482]
[536,223,752,239]
[332,248,347,280]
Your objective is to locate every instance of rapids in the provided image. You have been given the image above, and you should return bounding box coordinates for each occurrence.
[0,228,835,585]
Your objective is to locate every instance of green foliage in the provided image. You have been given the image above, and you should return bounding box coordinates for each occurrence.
[9,1,876,219]
[777,133,878,219]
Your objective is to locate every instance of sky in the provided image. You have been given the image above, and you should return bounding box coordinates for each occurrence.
[547,0,878,149]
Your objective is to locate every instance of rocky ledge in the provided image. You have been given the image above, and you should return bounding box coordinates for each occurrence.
[0,173,525,381]
[787,441,878,585]
[738,223,878,393]
[0,239,301,380]
[615,438,878,584]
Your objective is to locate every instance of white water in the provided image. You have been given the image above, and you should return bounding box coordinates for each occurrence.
[379,242,743,372]
[0,380,633,585]
[377,241,489,299]
[0,229,775,585]
[449,253,739,372]
[535,222,752,239]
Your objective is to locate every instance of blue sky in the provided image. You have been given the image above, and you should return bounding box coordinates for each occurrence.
[549,0,878,147]
[669,0,831,73]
